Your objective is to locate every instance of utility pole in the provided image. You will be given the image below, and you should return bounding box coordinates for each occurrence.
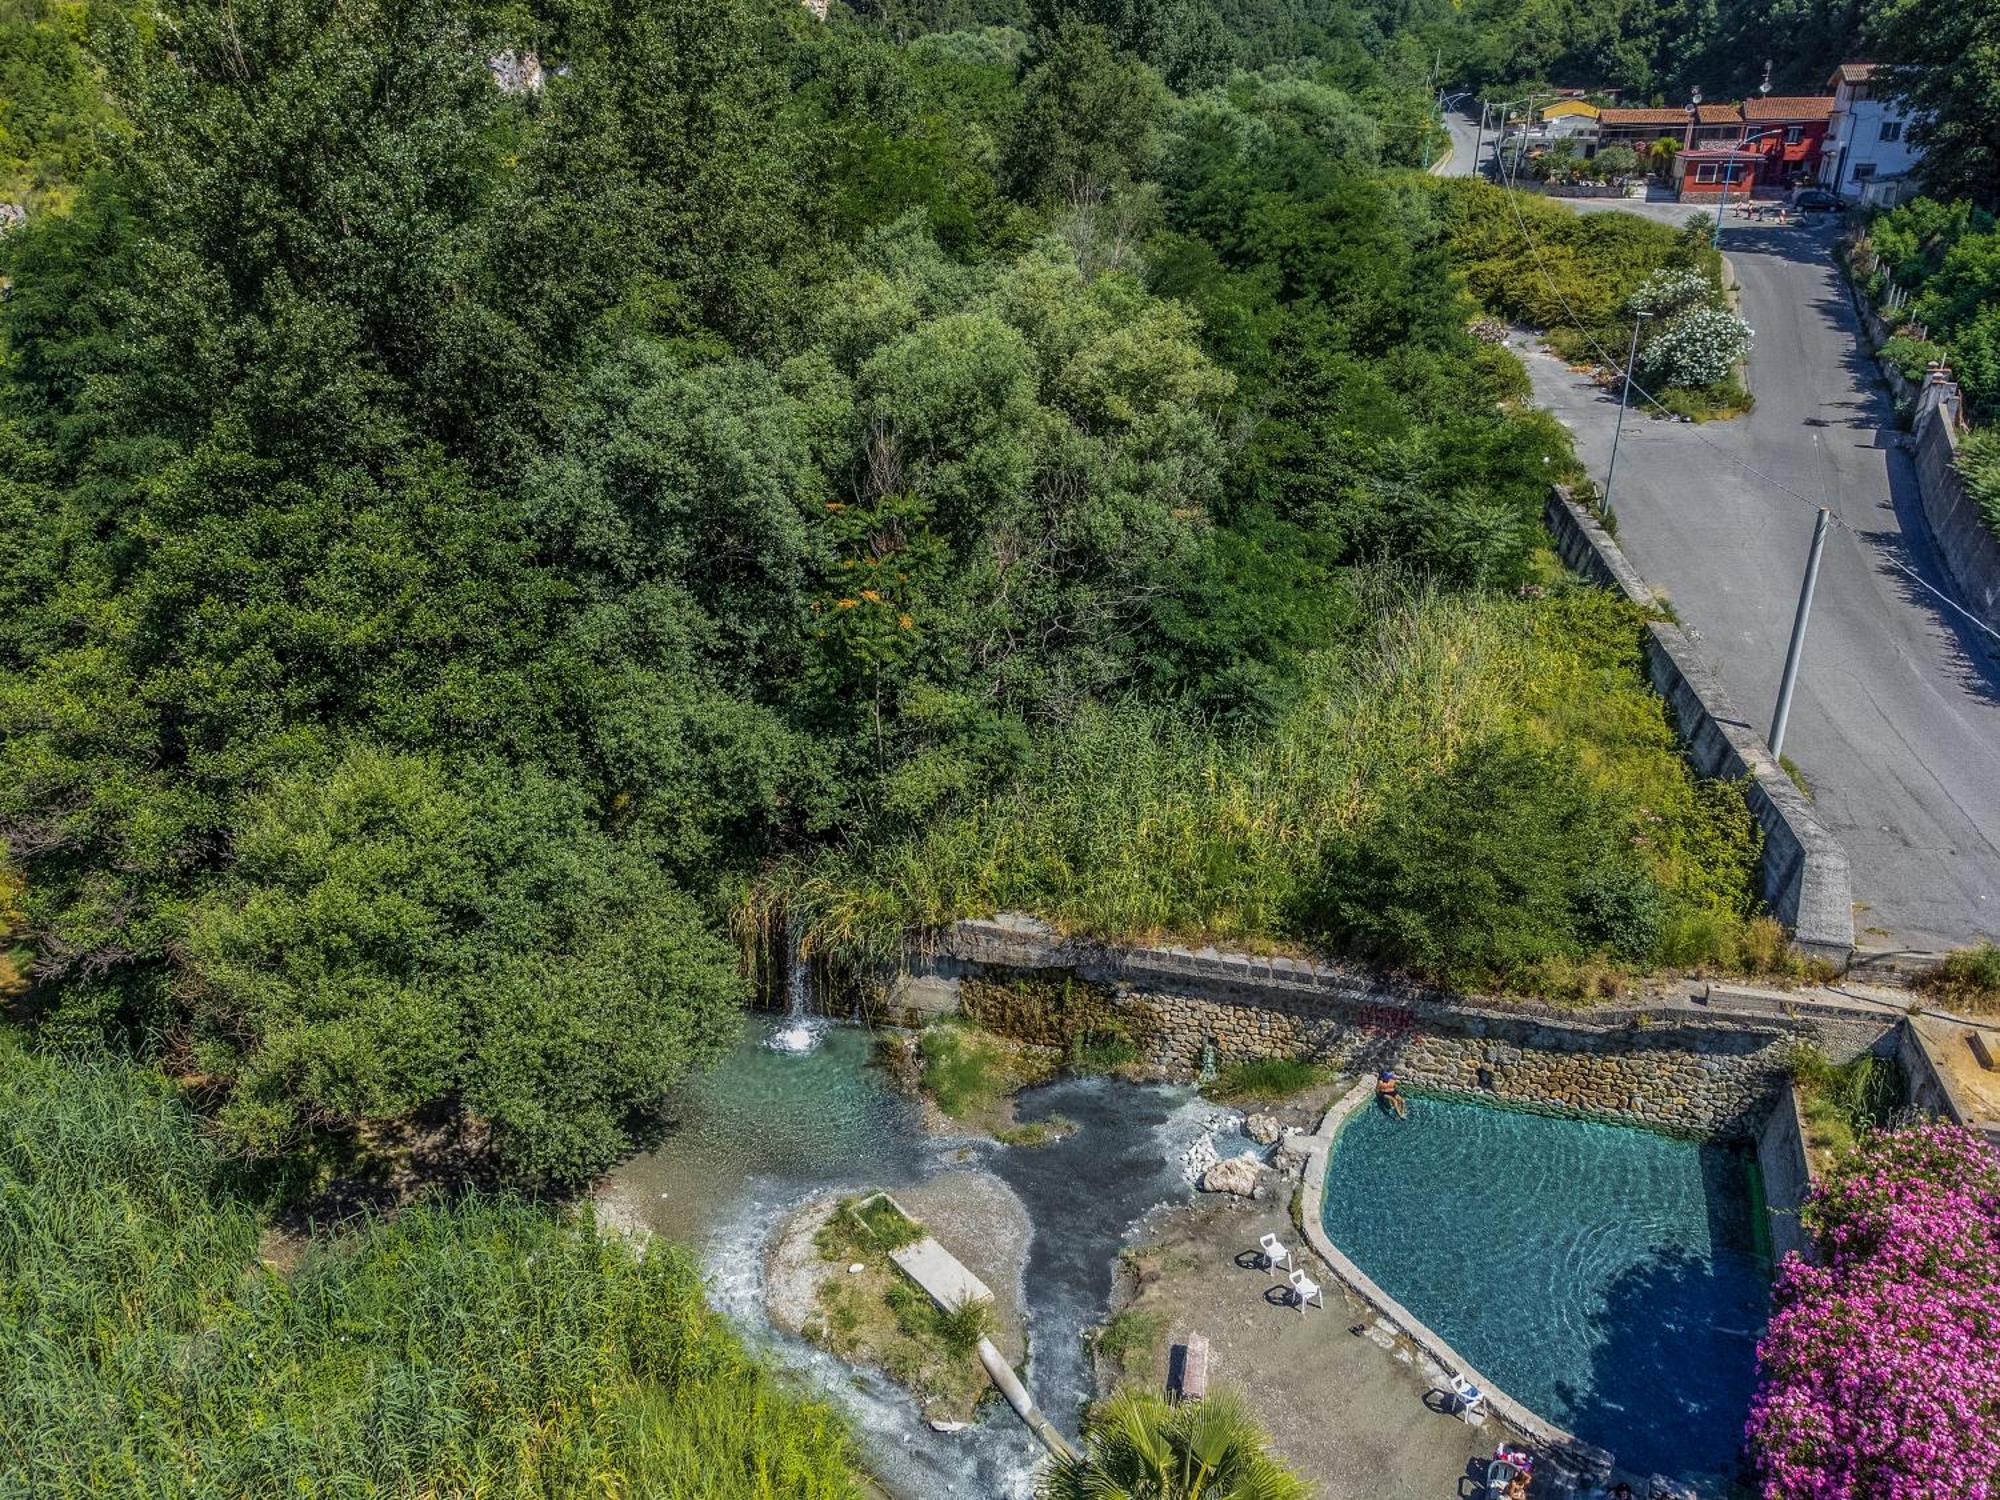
[1769,507,1831,761]
[1603,311,1648,523]
[1472,101,1487,177]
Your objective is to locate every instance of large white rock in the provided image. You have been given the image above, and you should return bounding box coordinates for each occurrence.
[1244,1113,1281,1145]
[1200,1155,1264,1197]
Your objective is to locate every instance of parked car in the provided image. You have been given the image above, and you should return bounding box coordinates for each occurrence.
[1792,188,1840,211]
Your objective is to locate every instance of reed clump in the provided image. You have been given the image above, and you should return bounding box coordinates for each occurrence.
[0,1038,864,1499]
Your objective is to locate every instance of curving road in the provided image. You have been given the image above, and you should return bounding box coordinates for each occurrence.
[1520,216,2000,952]
[1431,104,1486,178]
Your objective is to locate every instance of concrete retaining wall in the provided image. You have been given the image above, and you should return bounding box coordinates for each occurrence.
[1755,1080,1817,1266]
[1847,267,2000,635]
[1545,490,1856,962]
[896,918,1895,1141]
[1910,394,2000,632]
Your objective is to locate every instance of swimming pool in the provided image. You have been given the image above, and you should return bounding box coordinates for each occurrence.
[1320,1092,1768,1486]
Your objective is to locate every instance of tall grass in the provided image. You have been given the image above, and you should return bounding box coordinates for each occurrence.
[1917,941,2000,1014]
[777,571,1763,987]
[0,1038,864,1499]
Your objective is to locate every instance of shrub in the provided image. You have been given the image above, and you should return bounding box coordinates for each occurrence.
[1592,145,1640,181]
[1640,305,1754,388]
[1882,332,1949,383]
[1628,266,1717,321]
[1746,1124,2000,1499]
[1314,732,1665,985]
[1915,940,2000,1013]
[1959,428,2000,538]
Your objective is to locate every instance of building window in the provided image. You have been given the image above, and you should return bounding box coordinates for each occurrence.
[1879,120,1903,143]
[1855,162,1877,181]
[1696,163,1720,183]
[1785,125,1804,145]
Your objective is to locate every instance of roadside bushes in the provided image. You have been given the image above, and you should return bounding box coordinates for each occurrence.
[1861,196,2000,416]
[783,575,1766,993]
[1437,179,1724,370]
[1745,1123,2000,1499]
[1627,268,1754,391]
[1958,428,2000,540]
[0,1040,864,1498]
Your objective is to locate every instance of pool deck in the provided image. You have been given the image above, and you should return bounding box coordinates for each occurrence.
[1298,1081,1616,1487]
[1113,1194,1504,1498]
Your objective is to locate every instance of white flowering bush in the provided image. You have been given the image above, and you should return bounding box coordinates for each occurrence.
[1627,266,1716,321]
[1639,305,1753,387]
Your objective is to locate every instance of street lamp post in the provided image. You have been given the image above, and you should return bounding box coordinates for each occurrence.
[1769,508,1832,761]
[1603,311,1650,524]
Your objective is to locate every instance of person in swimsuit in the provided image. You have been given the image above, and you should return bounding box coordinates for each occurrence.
[1376,1069,1407,1119]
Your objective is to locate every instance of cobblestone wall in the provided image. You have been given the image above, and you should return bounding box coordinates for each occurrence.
[906,918,1896,1140]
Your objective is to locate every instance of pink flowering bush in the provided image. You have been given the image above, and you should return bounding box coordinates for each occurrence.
[1746,1123,2000,1499]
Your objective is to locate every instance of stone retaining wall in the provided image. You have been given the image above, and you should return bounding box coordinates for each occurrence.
[897,918,1896,1141]
[1544,490,1856,962]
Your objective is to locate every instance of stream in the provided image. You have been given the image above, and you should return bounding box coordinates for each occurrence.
[601,1013,1222,1497]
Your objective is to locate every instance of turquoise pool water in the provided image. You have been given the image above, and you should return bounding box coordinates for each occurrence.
[1321,1093,1768,1485]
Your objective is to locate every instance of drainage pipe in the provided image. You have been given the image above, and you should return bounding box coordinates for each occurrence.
[978,1336,1079,1463]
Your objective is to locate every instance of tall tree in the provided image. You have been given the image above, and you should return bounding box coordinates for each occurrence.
[1867,0,2000,206]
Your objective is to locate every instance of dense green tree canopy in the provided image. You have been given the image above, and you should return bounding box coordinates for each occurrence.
[0,0,1766,1183]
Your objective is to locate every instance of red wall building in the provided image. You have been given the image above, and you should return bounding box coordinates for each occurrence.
[1671,147,1765,197]
[1740,96,1834,186]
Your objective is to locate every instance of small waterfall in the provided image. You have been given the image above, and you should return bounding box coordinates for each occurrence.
[766,929,825,1053]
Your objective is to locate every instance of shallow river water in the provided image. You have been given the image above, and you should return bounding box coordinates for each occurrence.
[601,1015,1219,1497]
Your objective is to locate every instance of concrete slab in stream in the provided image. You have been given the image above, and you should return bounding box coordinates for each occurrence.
[891,1236,994,1312]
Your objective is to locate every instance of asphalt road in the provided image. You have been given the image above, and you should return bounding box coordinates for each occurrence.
[1520,217,2000,952]
[1432,105,1485,178]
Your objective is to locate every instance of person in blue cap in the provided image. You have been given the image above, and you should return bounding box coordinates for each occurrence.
[1375,1069,1407,1119]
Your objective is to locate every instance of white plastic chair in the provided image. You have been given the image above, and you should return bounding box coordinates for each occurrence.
[1287,1267,1323,1313]
[1450,1373,1487,1422]
[1257,1233,1292,1277]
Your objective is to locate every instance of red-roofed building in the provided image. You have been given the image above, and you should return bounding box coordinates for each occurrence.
[1595,107,1689,151]
[1739,95,1835,186]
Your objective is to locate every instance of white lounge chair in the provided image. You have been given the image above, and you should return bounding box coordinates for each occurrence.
[1258,1233,1292,1277]
[1485,1458,1525,1498]
[1287,1267,1323,1313]
[1449,1373,1487,1422]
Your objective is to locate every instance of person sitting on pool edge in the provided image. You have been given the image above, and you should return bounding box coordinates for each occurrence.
[1375,1069,1407,1119]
